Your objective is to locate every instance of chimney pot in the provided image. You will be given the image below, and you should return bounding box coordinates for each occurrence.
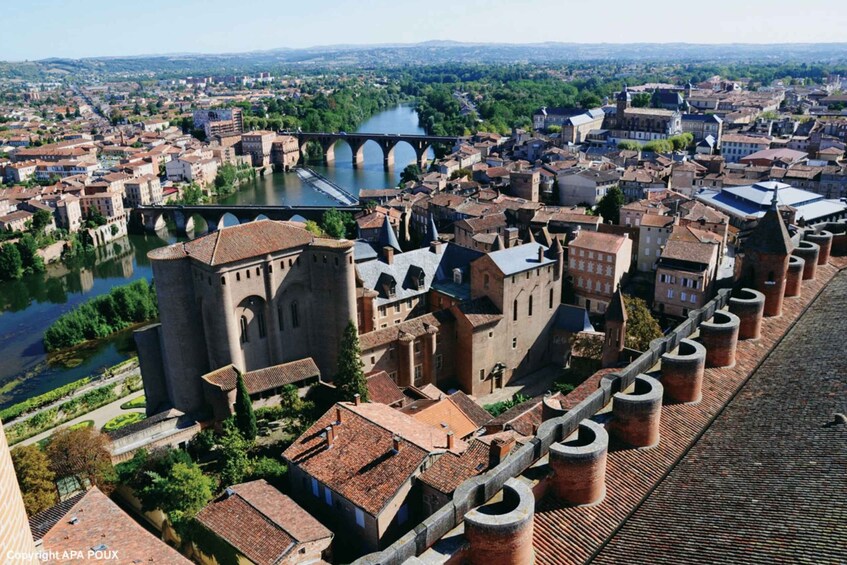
[429,240,443,254]
[383,246,394,264]
[392,435,401,452]
[537,246,545,262]
[336,407,342,424]
[447,431,455,450]
[353,393,361,406]
[325,425,334,447]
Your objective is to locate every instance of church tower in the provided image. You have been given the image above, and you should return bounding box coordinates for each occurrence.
[737,187,793,317]
[616,85,631,122]
[602,287,628,368]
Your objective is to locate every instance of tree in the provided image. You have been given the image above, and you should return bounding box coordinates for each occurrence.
[624,295,663,351]
[450,168,472,180]
[147,461,215,528]
[334,320,368,402]
[18,234,45,275]
[400,163,421,185]
[0,243,23,281]
[617,140,641,151]
[303,220,323,236]
[234,371,257,441]
[320,209,354,239]
[632,92,652,108]
[218,419,252,486]
[11,445,57,515]
[46,426,114,494]
[32,209,53,233]
[596,186,625,224]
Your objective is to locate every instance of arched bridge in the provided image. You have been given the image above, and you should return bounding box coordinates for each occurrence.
[135,204,360,236]
[289,132,466,168]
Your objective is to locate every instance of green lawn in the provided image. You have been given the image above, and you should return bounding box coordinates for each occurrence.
[102,412,145,433]
[120,395,146,410]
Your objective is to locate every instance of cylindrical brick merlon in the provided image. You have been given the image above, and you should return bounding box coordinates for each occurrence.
[465,478,535,565]
[728,288,765,340]
[661,338,706,404]
[541,395,567,422]
[609,374,663,448]
[549,420,608,505]
[805,231,832,265]
[792,240,820,280]
[785,255,804,298]
[699,310,740,368]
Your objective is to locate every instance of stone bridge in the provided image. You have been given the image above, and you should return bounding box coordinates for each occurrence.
[135,204,360,235]
[289,131,465,168]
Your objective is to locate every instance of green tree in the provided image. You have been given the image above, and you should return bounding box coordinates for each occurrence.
[632,92,652,108]
[596,186,625,224]
[176,182,205,205]
[320,209,354,239]
[147,461,215,529]
[450,168,473,180]
[400,163,422,185]
[11,445,58,515]
[32,209,53,233]
[0,243,23,281]
[334,320,368,402]
[617,140,642,151]
[218,419,252,486]
[303,220,323,236]
[18,234,45,275]
[624,295,663,351]
[234,371,257,441]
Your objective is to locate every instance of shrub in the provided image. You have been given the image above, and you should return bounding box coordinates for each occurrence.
[102,412,145,433]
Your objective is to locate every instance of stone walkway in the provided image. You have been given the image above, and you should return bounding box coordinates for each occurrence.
[477,365,561,406]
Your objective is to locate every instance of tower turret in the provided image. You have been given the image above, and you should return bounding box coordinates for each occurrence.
[602,286,627,368]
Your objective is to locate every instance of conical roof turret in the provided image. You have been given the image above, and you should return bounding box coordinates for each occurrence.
[745,186,792,256]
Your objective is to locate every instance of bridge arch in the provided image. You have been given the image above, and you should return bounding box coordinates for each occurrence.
[218,212,240,230]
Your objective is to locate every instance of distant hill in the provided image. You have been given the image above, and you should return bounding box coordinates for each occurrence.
[3,41,847,79]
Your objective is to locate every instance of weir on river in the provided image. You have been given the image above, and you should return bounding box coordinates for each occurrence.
[295,167,359,206]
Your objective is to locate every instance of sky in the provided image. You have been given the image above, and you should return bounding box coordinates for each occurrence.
[3,0,847,61]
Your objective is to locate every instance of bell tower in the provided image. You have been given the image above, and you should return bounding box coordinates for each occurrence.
[602,287,628,368]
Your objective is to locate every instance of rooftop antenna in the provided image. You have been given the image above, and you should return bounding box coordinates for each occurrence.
[771,184,780,209]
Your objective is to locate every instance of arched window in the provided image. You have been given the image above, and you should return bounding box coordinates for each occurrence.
[257,311,266,339]
[513,299,518,321]
[240,316,248,343]
[278,304,285,331]
[528,295,533,317]
[291,302,300,328]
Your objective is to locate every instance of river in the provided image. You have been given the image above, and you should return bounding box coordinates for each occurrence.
[0,104,427,410]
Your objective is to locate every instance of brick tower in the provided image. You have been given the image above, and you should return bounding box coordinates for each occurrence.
[1,419,39,563]
[602,287,627,368]
[737,187,793,317]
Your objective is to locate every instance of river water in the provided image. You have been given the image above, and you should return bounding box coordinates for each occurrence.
[0,105,427,409]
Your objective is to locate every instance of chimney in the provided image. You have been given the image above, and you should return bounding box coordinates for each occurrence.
[383,246,394,265]
[490,436,515,465]
[537,246,545,262]
[325,425,334,448]
[335,407,342,424]
[392,435,401,452]
[430,240,443,254]
[353,393,361,406]
[446,431,455,450]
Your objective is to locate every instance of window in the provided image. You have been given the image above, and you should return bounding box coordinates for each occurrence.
[324,487,332,506]
[355,508,365,528]
[291,302,300,328]
[379,306,386,317]
[257,311,266,339]
[435,354,443,370]
[236,272,241,282]
[513,299,518,321]
[240,316,248,344]
[311,478,319,497]
[512,337,517,349]
[414,365,423,384]
[690,293,697,303]
[681,291,688,302]
[528,295,533,316]
[397,504,409,525]
[246,269,250,279]
[549,288,554,308]
[667,289,674,299]
[414,341,421,354]
[484,273,490,289]
[394,303,401,314]
[479,369,485,381]
[389,371,398,382]
[221,276,226,285]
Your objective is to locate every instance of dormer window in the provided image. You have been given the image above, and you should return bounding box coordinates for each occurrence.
[453,268,463,285]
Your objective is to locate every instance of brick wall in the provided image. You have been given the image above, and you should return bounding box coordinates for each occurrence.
[0,419,38,563]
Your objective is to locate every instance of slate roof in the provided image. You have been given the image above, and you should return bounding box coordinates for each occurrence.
[282,402,466,516]
[195,480,332,565]
[357,243,482,306]
[695,181,847,221]
[148,220,314,265]
[553,304,595,333]
[486,242,556,275]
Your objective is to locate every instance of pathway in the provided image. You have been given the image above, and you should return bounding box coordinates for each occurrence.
[19,390,145,446]
[477,365,561,406]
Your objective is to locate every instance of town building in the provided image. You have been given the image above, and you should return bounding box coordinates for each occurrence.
[193,107,244,138]
[653,228,720,317]
[637,214,676,272]
[720,133,771,163]
[604,87,683,143]
[123,174,163,208]
[193,480,333,565]
[165,155,219,186]
[557,168,621,206]
[568,231,633,314]
[242,130,277,167]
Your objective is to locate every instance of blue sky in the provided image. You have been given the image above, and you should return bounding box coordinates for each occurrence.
[3,0,847,61]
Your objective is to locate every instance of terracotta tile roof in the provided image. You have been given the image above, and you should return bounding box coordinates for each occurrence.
[638,213,674,228]
[196,480,332,565]
[282,402,466,516]
[39,487,191,564]
[449,391,493,428]
[570,230,628,253]
[659,238,718,266]
[366,371,406,406]
[203,359,320,394]
[148,220,313,265]
[359,312,450,351]
[401,397,480,439]
[531,262,842,565]
[29,491,86,542]
[454,297,503,328]
[485,392,566,437]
